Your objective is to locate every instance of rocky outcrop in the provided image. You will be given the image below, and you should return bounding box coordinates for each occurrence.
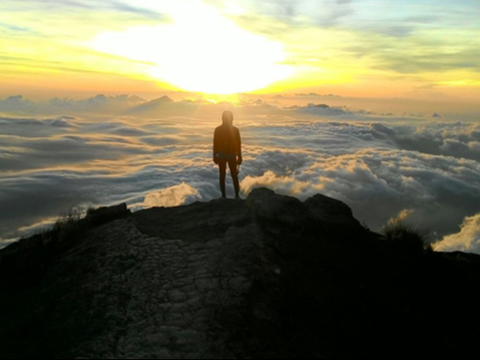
[1,188,480,359]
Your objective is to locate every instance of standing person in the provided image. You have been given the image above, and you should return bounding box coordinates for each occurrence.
[213,111,242,199]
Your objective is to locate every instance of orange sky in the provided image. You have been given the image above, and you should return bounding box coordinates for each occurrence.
[1,0,479,109]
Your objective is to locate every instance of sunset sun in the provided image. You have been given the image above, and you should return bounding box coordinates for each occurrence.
[90,1,295,95]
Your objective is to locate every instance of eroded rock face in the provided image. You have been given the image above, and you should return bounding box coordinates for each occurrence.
[305,193,363,228]
[1,188,480,359]
[1,190,318,358]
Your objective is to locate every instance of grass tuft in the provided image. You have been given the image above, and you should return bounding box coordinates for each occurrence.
[382,217,433,254]
[52,207,85,240]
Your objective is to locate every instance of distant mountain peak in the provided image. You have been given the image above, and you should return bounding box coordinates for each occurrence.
[151,95,174,103]
[125,95,175,114]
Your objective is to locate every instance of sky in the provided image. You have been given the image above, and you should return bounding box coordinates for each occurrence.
[1,0,479,101]
[1,1,480,253]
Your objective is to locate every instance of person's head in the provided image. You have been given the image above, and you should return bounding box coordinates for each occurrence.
[222,111,234,126]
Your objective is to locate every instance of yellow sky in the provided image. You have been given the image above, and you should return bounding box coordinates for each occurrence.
[1,0,479,103]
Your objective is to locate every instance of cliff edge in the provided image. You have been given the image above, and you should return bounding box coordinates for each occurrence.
[1,188,479,359]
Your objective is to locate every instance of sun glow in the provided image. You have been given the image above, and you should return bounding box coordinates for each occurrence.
[91,1,295,95]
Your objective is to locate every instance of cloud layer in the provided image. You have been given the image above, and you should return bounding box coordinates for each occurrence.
[2,95,480,254]
[434,214,480,253]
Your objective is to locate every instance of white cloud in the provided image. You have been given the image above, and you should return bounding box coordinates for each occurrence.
[238,146,480,237]
[2,95,480,252]
[0,95,145,116]
[241,170,315,198]
[289,103,354,117]
[144,183,202,208]
[0,238,18,250]
[434,214,480,254]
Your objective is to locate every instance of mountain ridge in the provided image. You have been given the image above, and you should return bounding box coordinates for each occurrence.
[1,188,479,359]
[125,95,175,115]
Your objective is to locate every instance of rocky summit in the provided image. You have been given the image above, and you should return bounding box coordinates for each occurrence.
[1,188,480,359]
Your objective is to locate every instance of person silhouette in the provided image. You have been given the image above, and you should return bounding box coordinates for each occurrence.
[213,111,242,199]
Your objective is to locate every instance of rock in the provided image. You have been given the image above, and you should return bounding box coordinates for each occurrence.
[305,193,364,229]
[133,199,248,242]
[86,203,130,226]
[246,188,311,238]
[1,189,480,359]
[246,188,307,226]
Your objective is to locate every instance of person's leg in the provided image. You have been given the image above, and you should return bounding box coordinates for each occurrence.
[228,159,240,199]
[219,161,227,198]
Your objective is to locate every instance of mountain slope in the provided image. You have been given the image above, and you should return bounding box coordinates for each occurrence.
[125,95,175,116]
[0,188,479,359]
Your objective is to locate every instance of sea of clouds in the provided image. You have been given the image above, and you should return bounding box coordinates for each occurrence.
[1,94,480,253]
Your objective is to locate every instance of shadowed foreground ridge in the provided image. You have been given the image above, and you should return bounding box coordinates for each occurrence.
[1,188,479,359]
